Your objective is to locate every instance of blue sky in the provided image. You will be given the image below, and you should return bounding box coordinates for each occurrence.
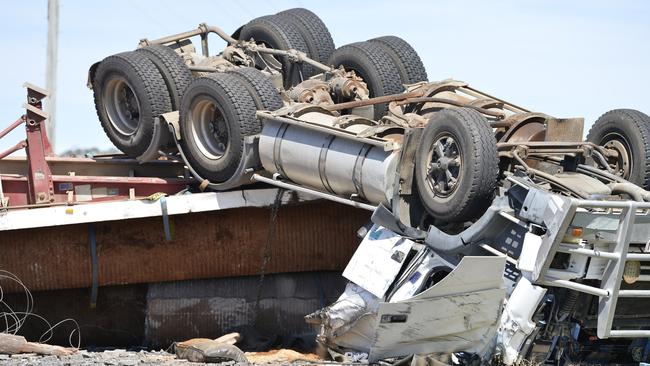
[0,0,649,154]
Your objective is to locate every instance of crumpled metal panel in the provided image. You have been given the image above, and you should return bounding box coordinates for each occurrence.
[0,201,369,292]
[368,256,506,362]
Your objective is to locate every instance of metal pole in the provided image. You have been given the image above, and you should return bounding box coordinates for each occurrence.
[251,174,378,212]
[46,0,59,151]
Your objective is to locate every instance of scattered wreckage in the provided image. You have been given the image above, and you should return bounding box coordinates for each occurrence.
[288,89,650,364]
[84,8,650,365]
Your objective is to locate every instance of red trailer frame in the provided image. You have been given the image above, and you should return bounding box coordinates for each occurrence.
[0,83,191,208]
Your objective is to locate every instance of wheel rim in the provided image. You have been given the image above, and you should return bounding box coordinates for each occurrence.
[188,97,230,160]
[258,43,283,71]
[602,133,632,179]
[425,134,462,197]
[104,76,141,136]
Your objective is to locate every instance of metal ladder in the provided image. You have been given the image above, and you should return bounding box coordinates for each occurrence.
[538,199,650,338]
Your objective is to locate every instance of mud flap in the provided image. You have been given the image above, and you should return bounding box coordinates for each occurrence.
[136,115,171,163]
[160,111,261,190]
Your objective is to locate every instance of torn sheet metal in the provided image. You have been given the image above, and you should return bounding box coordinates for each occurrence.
[343,225,414,298]
[311,223,508,363]
[497,277,547,365]
[306,282,380,351]
[371,288,504,362]
[386,246,455,302]
[368,256,507,362]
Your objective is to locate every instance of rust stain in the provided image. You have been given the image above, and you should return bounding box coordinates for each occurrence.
[0,201,369,292]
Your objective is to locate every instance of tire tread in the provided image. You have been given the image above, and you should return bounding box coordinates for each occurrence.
[415,108,498,222]
[240,15,312,85]
[136,45,193,110]
[179,73,259,183]
[587,108,650,189]
[369,35,428,84]
[277,8,335,66]
[227,67,283,113]
[328,41,404,119]
[93,51,171,157]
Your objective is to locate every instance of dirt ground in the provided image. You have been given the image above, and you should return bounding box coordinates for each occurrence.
[1,350,240,366]
[0,349,329,366]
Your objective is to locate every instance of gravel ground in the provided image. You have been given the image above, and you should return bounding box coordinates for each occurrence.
[0,350,246,366]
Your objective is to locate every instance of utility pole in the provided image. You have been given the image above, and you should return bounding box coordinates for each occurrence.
[46,0,59,151]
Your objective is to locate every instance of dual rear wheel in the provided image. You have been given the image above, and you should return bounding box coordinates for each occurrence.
[92,45,193,157]
[179,69,282,183]
[92,51,174,157]
[93,8,334,159]
[328,36,428,120]
[587,109,650,190]
[237,8,336,88]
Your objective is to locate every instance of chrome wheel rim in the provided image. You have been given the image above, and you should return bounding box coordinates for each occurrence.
[426,134,462,197]
[188,97,229,160]
[104,77,140,136]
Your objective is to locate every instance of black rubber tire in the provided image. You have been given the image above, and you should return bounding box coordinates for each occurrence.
[179,73,259,183]
[587,109,650,189]
[328,41,404,120]
[277,8,335,67]
[415,108,498,223]
[93,51,172,157]
[369,36,428,84]
[136,45,193,110]
[226,67,283,113]
[239,15,312,88]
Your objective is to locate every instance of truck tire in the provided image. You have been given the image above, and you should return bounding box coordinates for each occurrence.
[587,109,650,189]
[277,8,335,67]
[179,73,258,183]
[415,108,498,223]
[239,15,312,88]
[226,67,283,113]
[328,41,404,120]
[369,36,428,84]
[136,44,193,110]
[93,51,172,157]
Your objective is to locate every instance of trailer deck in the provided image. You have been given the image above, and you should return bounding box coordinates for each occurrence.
[0,84,370,298]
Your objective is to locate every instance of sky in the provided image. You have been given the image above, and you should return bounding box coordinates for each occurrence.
[0,0,649,154]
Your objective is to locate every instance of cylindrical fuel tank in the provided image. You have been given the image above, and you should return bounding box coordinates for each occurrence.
[259,111,398,206]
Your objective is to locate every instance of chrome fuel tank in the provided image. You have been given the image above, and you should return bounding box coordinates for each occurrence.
[258,109,399,206]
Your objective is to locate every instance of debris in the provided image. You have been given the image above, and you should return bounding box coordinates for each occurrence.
[244,349,321,364]
[0,270,81,356]
[0,333,76,356]
[214,332,242,346]
[309,226,507,363]
[174,338,248,364]
[326,349,368,363]
[305,281,379,351]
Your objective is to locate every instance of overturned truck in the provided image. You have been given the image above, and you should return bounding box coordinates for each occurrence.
[88,8,650,365]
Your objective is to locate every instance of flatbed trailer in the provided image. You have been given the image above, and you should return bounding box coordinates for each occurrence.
[0,84,370,296]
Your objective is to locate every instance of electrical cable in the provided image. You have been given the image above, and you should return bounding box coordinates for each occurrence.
[0,270,81,349]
